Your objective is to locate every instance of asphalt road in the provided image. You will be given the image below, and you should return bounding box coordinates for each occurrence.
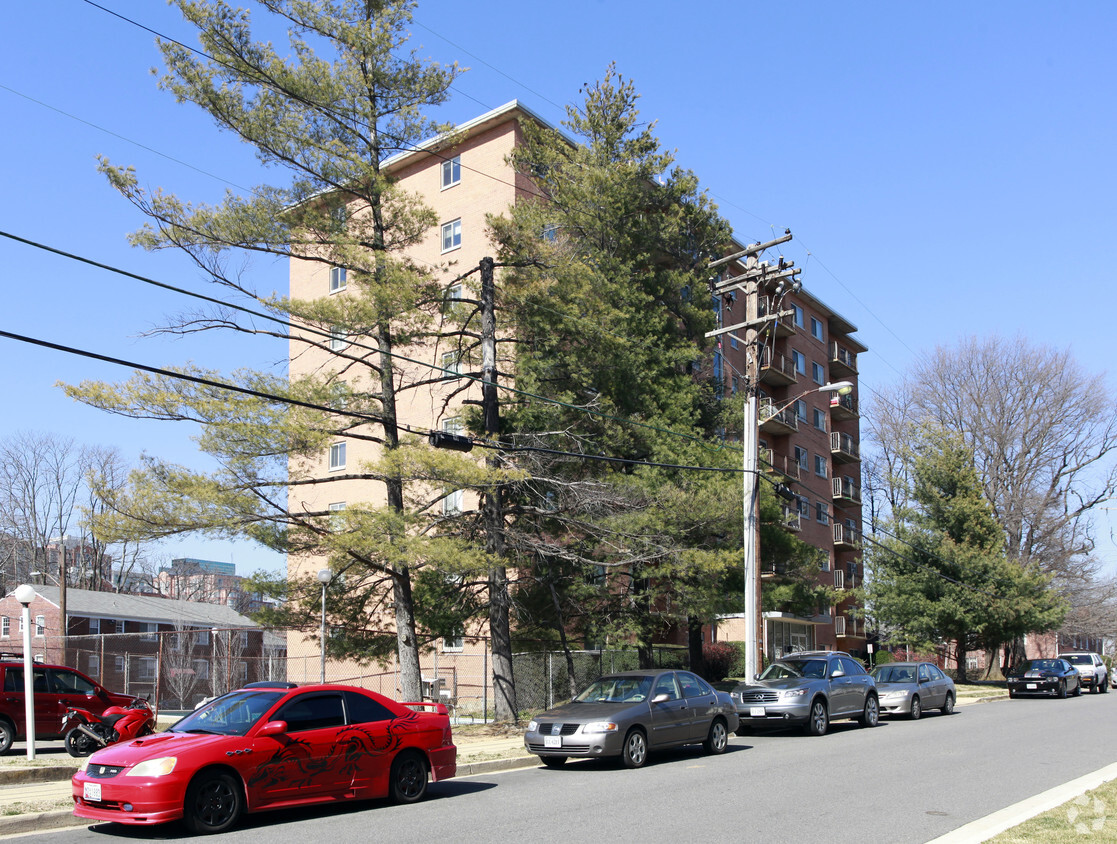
[29,692,1117,843]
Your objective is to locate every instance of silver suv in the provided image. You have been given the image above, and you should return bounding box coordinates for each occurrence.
[1058,652,1109,694]
[731,651,878,736]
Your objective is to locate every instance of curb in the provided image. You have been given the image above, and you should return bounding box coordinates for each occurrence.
[0,808,84,835]
[0,767,77,785]
[457,756,537,777]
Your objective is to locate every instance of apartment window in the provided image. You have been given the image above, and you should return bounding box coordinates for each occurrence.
[441,419,464,514]
[329,441,346,472]
[116,620,125,634]
[138,657,156,683]
[812,362,825,385]
[329,266,347,293]
[792,304,804,328]
[813,408,827,431]
[193,659,210,681]
[819,554,831,572]
[194,629,210,647]
[795,399,808,422]
[794,446,808,470]
[442,631,464,652]
[814,455,828,478]
[115,656,125,672]
[441,351,461,377]
[140,622,157,642]
[731,376,740,395]
[35,615,45,638]
[816,501,830,525]
[729,333,738,349]
[1,617,8,638]
[796,495,810,517]
[441,155,461,189]
[87,654,99,678]
[811,317,824,342]
[89,618,100,635]
[791,350,806,374]
[542,223,558,242]
[444,282,463,312]
[441,219,462,252]
[329,327,347,352]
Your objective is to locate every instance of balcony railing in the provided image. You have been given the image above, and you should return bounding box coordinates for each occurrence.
[833,523,860,549]
[759,347,798,387]
[832,476,861,505]
[829,342,858,378]
[830,431,860,464]
[760,399,798,435]
[781,508,802,532]
[760,447,801,481]
[828,391,859,421]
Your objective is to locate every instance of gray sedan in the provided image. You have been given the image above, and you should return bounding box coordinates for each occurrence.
[870,661,956,719]
[524,669,739,768]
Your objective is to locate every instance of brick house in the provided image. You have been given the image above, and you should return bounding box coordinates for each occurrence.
[0,586,282,708]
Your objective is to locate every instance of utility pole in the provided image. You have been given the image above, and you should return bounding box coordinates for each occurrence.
[479,257,517,723]
[706,233,798,681]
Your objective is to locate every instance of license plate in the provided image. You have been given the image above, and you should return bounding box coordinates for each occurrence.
[83,782,102,802]
[543,736,562,748]
[750,707,766,717]
[1026,683,1037,690]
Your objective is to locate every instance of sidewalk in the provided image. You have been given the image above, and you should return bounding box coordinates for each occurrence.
[0,731,535,837]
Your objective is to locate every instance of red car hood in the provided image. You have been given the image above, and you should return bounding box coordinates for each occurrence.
[86,731,231,767]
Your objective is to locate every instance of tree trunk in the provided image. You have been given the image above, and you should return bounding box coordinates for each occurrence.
[548,577,578,699]
[955,640,969,683]
[688,618,705,679]
[392,569,421,701]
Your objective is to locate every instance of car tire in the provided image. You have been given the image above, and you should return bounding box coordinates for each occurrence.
[703,718,728,755]
[1008,689,1017,699]
[804,699,828,737]
[1058,680,1067,699]
[941,693,955,715]
[858,694,879,728]
[1074,680,1082,697]
[64,728,98,758]
[0,719,13,755]
[909,695,922,720]
[541,756,567,768]
[1103,677,1109,694]
[389,751,428,803]
[621,729,648,768]
[182,771,242,835]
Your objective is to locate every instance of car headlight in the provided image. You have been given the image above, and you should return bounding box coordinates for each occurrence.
[527,720,538,732]
[580,722,618,734]
[882,690,910,700]
[125,757,178,778]
[779,688,808,699]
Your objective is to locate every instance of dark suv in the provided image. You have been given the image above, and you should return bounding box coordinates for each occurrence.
[0,662,133,753]
[731,651,878,736]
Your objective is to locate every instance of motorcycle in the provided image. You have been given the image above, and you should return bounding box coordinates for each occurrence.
[62,697,156,757]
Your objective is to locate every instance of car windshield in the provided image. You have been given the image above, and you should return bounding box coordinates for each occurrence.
[759,659,826,680]
[170,690,285,737]
[1015,660,1056,674]
[1063,655,1091,665]
[573,676,653,703]
[871,665,917,683]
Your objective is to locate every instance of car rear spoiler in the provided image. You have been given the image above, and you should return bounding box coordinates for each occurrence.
[402,701,449,716]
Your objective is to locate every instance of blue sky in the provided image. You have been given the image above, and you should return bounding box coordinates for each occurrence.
[1,1,1114,578]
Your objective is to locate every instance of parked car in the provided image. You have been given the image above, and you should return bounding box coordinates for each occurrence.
[1006,659,1082,698]
[1058,652,1109,694]
[731,651,878,736]
[524,669,739,769]
[869,661,956,719]
[0,661,133,754]
[72,683,456,834]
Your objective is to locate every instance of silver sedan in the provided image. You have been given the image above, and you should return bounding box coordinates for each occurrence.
[524,669,739,768]
[870,661,956,719]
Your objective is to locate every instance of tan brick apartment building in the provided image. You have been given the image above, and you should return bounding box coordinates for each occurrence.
[286,100,868,680]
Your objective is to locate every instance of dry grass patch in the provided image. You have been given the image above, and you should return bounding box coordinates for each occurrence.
[989,779,1117,842]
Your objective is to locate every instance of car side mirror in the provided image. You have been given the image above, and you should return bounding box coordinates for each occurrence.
[753,674,761,682]
[831,670,844,678]
[651,693,671,704]
[257,720,288,737]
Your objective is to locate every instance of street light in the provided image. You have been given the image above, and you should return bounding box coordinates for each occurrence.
[317,569,333,684]
[741,380,854,681]
[13,584,36,760]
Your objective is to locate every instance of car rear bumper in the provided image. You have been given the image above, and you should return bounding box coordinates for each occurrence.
[429,744,457,781]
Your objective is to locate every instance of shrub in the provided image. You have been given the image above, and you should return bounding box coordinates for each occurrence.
[702,642,737,682]
[873,650,894,666]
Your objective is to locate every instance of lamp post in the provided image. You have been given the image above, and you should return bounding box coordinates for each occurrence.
[317,569,333,684]
[13,584,36,760]
[742,381,853,681]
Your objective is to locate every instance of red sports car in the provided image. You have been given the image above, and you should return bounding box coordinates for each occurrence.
[72,682,456,834]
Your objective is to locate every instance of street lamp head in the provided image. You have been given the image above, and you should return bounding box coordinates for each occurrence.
[13,584,35,606]
[819,381,854,395]
[317,569,334,585]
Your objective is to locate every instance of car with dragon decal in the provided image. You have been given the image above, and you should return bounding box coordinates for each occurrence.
[71,682,456,834]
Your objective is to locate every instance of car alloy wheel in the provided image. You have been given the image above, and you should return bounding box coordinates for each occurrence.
[704,719,728,755]
[390,751,428,803]
[183,771,242,835]
[1058,680,1067,699]
[859,694,879,728]
[621,729,648,768]
[805,699,828,737]
[942,693,955,714]
[909,695,921,720]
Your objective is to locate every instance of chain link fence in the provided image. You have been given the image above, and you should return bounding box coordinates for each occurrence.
[43,628,689,720]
